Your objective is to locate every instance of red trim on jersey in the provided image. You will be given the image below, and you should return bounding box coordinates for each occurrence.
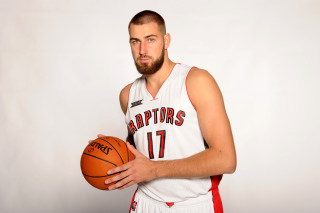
[145,63,178,101]
[185,66,197,111]
[209,175,223,213]
[145,83,158,101]
[129,188,138,213]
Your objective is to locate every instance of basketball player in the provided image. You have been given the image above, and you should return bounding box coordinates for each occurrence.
[96,10,236,213]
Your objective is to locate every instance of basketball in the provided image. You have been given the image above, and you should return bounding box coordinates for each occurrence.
[80,136,135,190]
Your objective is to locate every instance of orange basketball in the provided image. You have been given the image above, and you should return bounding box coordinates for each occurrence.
[80,136,134,190]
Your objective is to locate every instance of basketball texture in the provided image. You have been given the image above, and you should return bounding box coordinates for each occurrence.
[80,136,134,190]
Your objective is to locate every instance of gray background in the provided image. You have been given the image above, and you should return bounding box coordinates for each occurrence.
[1,0,319,212]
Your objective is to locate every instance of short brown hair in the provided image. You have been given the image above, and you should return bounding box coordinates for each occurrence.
[129,10,166,35]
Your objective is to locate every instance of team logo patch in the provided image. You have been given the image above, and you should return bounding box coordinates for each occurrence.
[131,201,137,211]
[130,99,143,108]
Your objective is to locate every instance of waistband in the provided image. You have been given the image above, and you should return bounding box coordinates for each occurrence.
[136,188,213,208]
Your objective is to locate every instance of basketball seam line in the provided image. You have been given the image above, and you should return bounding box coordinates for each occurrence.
[99,138,125,164]
[82,153,118,167]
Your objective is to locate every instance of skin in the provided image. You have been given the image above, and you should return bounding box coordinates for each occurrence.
[90,21,237,190]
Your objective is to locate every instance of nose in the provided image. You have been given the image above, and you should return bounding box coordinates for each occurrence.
[139,41,147,55]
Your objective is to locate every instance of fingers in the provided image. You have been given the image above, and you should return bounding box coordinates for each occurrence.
[117,180,135,190]
[108,174,134,190]
[105,169,130,184]
[108,162,127,175]
[105,168,135,190]
[97,134,106,138]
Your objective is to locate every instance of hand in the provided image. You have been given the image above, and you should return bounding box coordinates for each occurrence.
[105,142,157,190]
[88,134,106,143]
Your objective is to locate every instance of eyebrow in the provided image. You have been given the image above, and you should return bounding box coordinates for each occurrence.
[145,34,157,38]
[130,34,158,41]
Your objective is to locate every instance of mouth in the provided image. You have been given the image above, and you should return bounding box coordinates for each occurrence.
[139,58,151,63]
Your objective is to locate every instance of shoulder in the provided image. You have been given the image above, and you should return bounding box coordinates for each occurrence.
[119,83,133,114]
[186,67,223,110]
[187,67,217,85]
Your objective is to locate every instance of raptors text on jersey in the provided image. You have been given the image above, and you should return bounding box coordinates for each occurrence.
[128,107,186,134]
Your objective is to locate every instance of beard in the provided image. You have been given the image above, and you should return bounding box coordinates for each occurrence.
[134,47,165,75]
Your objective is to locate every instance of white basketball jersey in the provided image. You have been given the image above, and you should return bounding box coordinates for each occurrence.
[125,63,221,202]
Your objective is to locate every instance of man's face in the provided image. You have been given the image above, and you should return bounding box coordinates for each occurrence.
[129,22,165,75]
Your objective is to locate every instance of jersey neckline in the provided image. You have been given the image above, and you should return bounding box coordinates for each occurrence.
[144,63,180,101]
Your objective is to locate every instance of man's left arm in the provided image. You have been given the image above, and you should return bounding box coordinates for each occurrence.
[154,68,236,178]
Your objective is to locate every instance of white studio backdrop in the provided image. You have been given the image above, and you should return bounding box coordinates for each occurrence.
[1,0,320,212]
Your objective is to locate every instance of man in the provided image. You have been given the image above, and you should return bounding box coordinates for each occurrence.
[97,10,236,213]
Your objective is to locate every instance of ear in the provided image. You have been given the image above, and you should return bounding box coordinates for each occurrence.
[164,33,171,50]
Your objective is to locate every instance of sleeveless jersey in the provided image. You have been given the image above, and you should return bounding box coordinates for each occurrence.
[125,63,222,202]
